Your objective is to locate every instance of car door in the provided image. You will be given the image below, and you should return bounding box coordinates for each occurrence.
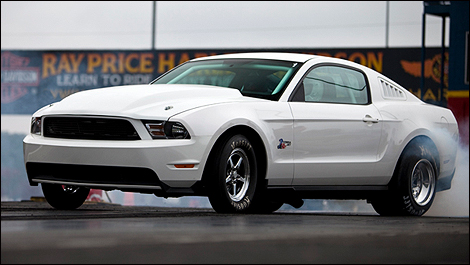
[288,64,383,186]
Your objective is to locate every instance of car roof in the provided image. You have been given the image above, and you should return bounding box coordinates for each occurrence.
[190,52,321,63]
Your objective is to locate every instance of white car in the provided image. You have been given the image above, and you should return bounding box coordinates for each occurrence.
[23,52,459,216]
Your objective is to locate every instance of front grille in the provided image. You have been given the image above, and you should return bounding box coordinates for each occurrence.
[43,117,141,140]
[26,162,160,187]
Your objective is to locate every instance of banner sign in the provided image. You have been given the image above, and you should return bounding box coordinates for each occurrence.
[1,48,448,114]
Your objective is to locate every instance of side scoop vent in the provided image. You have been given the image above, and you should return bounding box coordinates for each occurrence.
[379,79,406,100]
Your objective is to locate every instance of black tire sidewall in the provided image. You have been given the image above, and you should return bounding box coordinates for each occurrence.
[42,183,90,210]
[395,143,437,216]
[208,134,258,213]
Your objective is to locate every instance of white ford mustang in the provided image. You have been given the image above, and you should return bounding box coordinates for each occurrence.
[23,52,459,216]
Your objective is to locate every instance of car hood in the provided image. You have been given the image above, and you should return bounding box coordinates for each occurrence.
[36,84,260,120]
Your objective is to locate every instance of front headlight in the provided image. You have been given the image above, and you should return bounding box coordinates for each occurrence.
[167,122,190,139]
[31,117,42,135]
[143,120,191,139]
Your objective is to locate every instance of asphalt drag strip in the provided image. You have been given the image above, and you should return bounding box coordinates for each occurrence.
[1,201,468,264]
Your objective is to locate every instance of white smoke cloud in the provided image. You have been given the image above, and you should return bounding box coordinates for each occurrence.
[425,141,469,217]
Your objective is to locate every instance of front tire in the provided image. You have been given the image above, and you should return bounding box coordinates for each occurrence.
[207,135,258,213]
[42,183,90,210]
[371,140,437,216]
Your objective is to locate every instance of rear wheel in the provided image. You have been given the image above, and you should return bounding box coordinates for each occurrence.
[371,140,437,216]
[206,135,258,213]
[41,183,90,210]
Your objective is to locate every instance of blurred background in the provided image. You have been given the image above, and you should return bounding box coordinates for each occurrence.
[0,1,453,49]
[1,1,468,216]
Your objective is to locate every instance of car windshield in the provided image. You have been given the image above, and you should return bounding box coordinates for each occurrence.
[150,59,302,101]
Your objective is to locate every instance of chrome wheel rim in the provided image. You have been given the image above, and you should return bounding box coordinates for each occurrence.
[225,148,250,202]
[411,159,435,206]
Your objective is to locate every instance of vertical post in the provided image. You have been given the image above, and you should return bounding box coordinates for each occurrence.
[385,1,389,48]
[152,1,156,50]
[420,12,426,100]
[440,16,446,105]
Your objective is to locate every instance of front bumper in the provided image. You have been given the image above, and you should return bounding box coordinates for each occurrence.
[23,134,211,191]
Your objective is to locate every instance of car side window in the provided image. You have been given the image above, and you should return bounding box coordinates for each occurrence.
[294,65,369,104]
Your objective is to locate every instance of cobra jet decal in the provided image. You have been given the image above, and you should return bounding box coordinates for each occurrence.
[277,138,291,149]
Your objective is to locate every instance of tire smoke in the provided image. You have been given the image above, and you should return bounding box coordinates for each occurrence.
[425,124,469,217]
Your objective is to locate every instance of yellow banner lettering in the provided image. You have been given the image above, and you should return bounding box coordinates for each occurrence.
[69,53,84,73]
[178,53,190,65]
[102,53,117,73]
[56,54,72,74]
[158,53,175,73]
[140,53,154,73]
[194,53,208,59]
[87,54,102,73]
[423,88,437,101]
[42,54,57,78]
[367,52,383,72]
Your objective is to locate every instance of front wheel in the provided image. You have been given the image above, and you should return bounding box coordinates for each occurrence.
[41,183,90,210]
[371,141,437,216]
[206,135,258,213]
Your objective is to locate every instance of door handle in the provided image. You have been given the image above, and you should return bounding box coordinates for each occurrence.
[363,115,379,123]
